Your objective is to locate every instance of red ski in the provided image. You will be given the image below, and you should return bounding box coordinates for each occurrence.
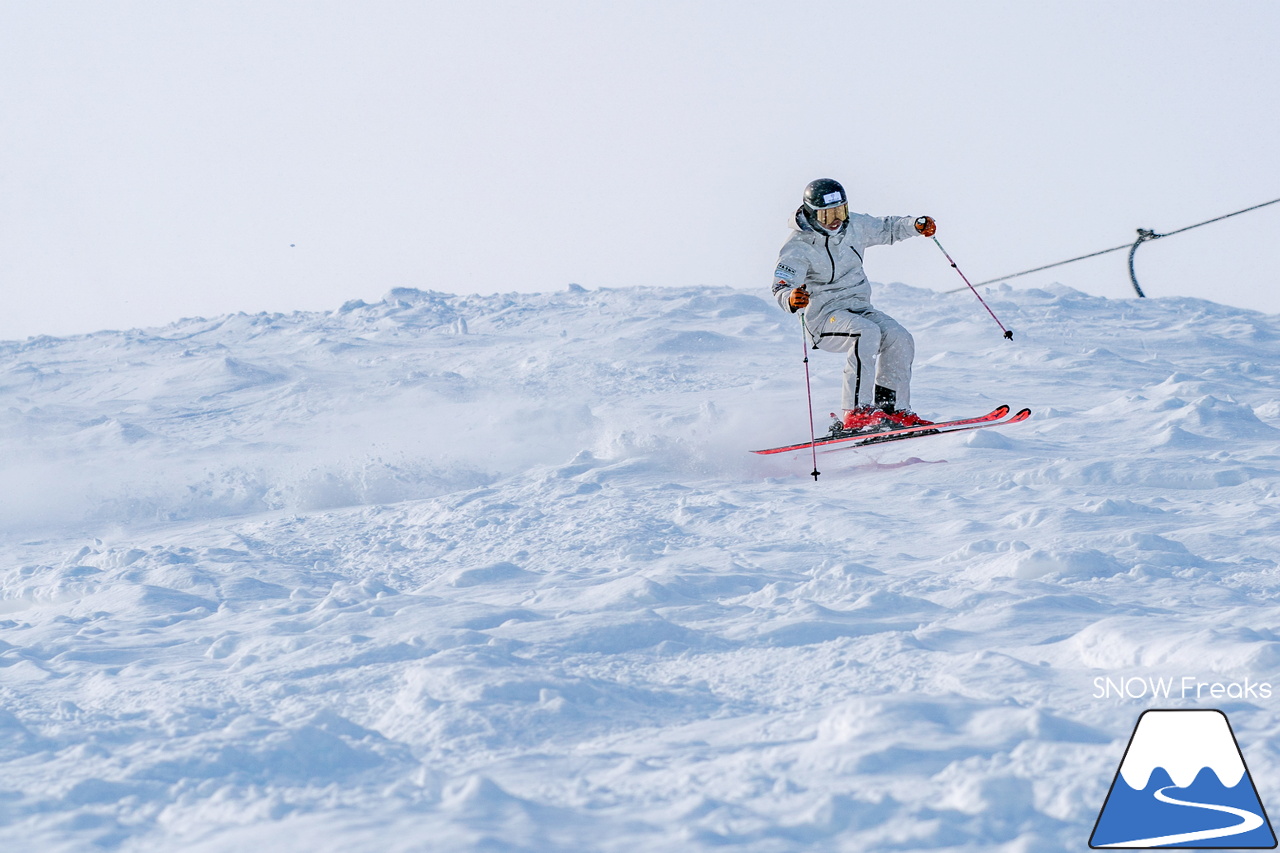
[752,405,1028,455]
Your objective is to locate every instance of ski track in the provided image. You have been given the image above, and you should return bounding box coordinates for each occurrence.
[1,282,1279,851]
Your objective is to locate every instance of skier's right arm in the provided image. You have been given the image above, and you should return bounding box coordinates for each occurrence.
[771,248,811,313]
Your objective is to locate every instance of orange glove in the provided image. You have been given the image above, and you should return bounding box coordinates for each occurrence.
[914,216,936,237]
[788,288,810,312]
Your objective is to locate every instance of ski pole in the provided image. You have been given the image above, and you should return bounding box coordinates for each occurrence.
[924,227,1014,341]
[799,316,820,481]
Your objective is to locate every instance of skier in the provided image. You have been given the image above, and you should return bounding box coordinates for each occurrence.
[772,178,936,433]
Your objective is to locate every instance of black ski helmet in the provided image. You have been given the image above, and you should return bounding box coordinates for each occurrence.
[802,178,847,211]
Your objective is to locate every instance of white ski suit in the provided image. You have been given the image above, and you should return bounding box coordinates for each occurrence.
[771,208,923,412]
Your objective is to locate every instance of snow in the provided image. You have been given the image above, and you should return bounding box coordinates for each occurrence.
[2,280,1280,851]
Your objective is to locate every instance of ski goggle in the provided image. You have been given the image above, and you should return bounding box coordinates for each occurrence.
[814,204,848,229]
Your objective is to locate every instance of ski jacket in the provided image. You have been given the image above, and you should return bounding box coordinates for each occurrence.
[771,209,921,336]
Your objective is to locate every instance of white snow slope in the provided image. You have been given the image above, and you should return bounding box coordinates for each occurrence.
[3,281,1280,852]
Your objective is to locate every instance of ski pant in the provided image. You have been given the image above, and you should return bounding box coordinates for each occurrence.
[807,308,914,412]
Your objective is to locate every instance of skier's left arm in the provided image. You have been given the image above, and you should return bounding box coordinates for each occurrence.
[858,214,934,247]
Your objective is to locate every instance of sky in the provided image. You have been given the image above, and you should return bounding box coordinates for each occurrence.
[2,1,1279,341]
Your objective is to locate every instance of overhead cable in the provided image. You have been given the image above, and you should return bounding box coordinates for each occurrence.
[948,196,1280,298]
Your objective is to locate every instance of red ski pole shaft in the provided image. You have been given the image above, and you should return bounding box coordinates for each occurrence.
[930,236,1014,341]
[799,317,820,481]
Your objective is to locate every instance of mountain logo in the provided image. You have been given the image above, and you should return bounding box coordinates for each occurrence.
[1091,709,1276,848]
